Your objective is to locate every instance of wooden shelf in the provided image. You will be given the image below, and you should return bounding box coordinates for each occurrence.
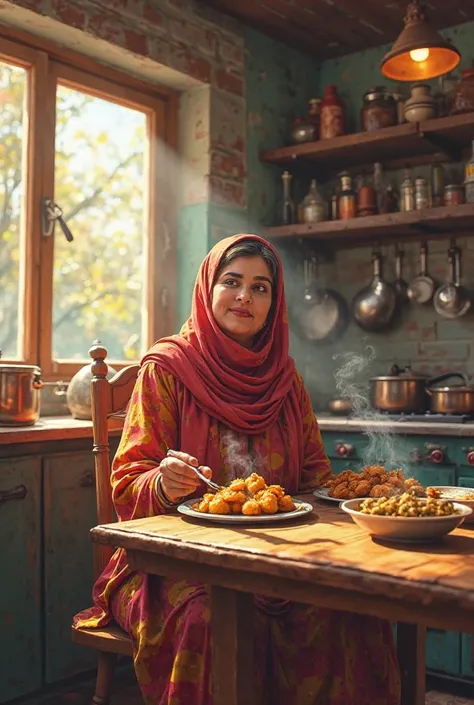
[260,113,474,173]
[263,203,474,245]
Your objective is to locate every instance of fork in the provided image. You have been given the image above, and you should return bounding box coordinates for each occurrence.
[166,448,222,492]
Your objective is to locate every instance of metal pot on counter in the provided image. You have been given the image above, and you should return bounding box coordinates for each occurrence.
[427,374,474,414]
[370,365,468,414]
[0,354,43,425]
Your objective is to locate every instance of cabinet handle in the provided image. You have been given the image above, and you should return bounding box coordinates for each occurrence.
[0,484,27,505]
[79,471,95,488]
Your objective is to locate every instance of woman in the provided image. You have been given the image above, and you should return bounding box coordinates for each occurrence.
[74,234,400,705]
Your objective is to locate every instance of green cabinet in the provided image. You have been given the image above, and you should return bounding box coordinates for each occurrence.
[426,630,461,676]
[0,457,42,703]
[44,452,99,682]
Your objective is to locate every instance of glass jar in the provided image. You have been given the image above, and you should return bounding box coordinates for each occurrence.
[444,184,465,206]
[338,173,357,220]
[415,178,429,210]
[361,87,397,132]
[302,179,326,223]
[320,85,345,140]
[451,68,474,115]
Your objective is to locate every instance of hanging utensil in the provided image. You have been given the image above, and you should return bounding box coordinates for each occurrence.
[394,245,408,303]
[352,249,397,332]
[296,254,348,343]
[407,242,435,304]
[433,245,471,319]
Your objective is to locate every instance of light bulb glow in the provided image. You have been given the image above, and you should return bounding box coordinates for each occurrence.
[410,48,430,63]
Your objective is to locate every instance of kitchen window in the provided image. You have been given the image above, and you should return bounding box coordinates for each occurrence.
[0,35,177,380]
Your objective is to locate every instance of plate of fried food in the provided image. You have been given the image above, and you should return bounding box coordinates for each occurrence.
[178,472,313,524]
[316,465,425,502]
[341,493,472,543]
[426,486,474,523]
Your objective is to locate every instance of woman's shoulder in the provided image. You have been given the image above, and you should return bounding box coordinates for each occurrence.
[139,361,181,393]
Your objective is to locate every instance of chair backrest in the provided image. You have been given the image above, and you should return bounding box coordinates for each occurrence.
[89,343,139,579]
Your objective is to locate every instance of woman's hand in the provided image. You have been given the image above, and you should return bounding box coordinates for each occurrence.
[159,450,212,503]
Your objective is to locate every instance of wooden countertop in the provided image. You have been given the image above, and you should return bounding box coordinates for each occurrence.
[0,416,122,445]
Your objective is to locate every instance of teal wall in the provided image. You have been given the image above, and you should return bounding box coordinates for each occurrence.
[245,27,321,230]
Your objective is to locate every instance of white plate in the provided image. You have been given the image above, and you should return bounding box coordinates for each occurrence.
[341,498,473,543]
[177,498,314,524]
[428,486,474,523]
[313,488,342,504]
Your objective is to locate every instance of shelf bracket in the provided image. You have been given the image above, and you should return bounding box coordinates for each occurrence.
[418,131,462,162]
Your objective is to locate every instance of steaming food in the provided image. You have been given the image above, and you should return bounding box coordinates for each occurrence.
[192,473,296,516]
[357,493,459,518]
[325,465,424,500]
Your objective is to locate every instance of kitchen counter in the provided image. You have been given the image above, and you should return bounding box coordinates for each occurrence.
[316,412,474,437]
[0,415,122,445]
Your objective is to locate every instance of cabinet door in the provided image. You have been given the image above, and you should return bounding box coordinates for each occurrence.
[461,634,474,677]
[44,451,99,682]
[426,629,461,676]
[0,456,42,702]
[409,464,456,487]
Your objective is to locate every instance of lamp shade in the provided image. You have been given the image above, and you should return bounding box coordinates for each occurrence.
[381,1,460,82]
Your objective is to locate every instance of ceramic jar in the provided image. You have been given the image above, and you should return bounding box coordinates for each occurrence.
[451,69,474,115]
[404,84,437,123]
[320,85,345,140]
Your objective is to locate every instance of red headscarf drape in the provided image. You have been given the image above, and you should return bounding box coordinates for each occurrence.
[141,234,304,467]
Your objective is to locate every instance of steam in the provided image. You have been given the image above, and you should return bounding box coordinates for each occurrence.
[333,345,412,471]
[221,430,259,480]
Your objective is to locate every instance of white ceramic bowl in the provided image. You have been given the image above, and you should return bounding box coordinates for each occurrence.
[427,487,474,524]
[341,498,472,543]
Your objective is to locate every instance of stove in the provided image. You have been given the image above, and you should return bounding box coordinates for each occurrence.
[379,412,474,424]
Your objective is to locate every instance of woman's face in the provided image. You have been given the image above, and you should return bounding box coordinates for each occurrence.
[212,255,273,348]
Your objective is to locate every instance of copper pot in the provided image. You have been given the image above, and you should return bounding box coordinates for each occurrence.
[370,368,465,413]
[327,397,352,415]
[427,373,474,414]
[0,362,43,425]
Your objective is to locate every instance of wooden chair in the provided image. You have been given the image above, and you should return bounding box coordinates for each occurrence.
[72,343,139,705]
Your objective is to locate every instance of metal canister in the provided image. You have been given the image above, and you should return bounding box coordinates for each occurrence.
[415,178,429,210]
[400,175,415,212]
[444,184,465,206]
[430,164,445,207]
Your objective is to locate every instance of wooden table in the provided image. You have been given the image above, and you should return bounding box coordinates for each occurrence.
[91,498,474,705]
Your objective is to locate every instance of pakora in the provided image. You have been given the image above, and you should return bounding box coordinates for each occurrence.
[192,472,296,516]
[324,465,425,500]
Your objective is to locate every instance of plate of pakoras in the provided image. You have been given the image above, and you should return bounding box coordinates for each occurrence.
[178,472,313,523]
[314,465,425,503]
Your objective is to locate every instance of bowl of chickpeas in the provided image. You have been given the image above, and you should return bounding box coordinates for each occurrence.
[341,492,473,543]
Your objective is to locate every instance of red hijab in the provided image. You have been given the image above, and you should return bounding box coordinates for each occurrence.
[142,234,303,467]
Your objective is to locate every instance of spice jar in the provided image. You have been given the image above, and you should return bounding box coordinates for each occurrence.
[431,164,445,207]
[361,87,397,132]
[357,185,377,216]
[415,178,429,210]
[444,184,465,206]
[404,84,436,123]
[338,173,357,220]
[320,85,345,140]
[400,171,415,212]
[451,68,474,115]
[464,140,474,204]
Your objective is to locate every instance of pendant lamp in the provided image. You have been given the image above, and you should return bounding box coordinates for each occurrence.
[381,0,460,82]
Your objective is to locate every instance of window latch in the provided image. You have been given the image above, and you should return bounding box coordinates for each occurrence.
[41,197,74,241]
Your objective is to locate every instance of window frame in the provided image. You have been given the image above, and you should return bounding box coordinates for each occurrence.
[0,29,177,380]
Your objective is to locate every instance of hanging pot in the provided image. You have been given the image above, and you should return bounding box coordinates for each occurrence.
[296,255,348,343]
[353,250,397,332]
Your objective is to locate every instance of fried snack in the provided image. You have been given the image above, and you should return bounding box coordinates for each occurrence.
[193,473,296,516]
[358,493,458,517]
[242,499,262,516]
[326,464,425,500]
